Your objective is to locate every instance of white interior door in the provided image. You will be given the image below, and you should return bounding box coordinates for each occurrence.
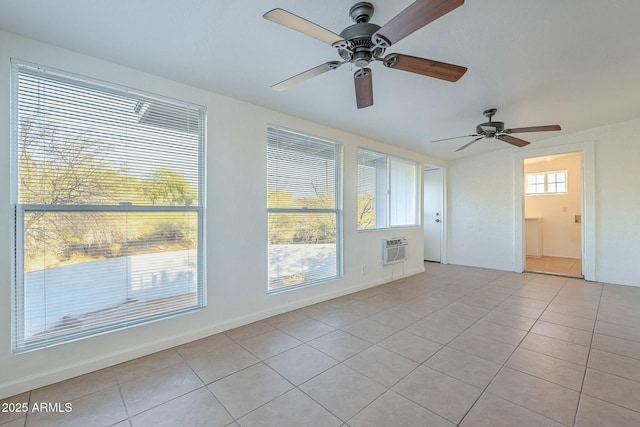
[424,168,442,262]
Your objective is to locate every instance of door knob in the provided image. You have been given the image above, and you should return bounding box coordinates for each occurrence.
[435,219,440,223]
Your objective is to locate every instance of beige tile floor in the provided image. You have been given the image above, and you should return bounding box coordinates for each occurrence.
[526,256,583,277]
[3,263,640,426]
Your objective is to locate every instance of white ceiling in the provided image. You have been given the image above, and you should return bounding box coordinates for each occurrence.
[2,0,640,160]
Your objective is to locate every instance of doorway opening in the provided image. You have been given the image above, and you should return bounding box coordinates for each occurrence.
[523,152,583,277]
[423,166,445,263]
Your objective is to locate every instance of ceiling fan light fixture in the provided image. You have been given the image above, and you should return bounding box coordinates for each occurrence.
[477,122,503,134]
[352,51,372,67]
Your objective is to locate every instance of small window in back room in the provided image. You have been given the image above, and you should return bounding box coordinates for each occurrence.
[11,60,207,353]
[526,170,567,195]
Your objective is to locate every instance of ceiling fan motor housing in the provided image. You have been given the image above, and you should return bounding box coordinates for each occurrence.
[478,108,502,136]
[338,2,385,66]
[477,121,504,136]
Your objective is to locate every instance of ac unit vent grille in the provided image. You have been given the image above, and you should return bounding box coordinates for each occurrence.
[383,237,408,265]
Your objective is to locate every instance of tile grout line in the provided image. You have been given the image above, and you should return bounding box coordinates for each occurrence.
[341,273,540,426]
[570,285,640,419]
[454,276,610,426]
[11,268,640,426]
[571,280,604,427]
[176,349,237,424]
[484,277,601,426]
[455,275,556,426]
[283,272,515,425]
[226,363,298,424]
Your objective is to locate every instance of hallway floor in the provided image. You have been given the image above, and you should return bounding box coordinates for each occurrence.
[526,255,582,277]
[2,263,640,426]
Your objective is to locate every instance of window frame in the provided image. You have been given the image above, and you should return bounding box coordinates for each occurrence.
[357,148,421,231]
[11,60,207,353]
[266,125,343,293]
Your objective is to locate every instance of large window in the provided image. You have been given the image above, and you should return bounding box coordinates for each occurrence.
[357,148,420,230]
[267,126,342,292]
[527,171,567,195]
[12,61,206,352]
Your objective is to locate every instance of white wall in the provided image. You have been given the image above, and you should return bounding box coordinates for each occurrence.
[524,154,582,258]
[448,118,640,287]
[0,31,444,399]
[447,148,517,272]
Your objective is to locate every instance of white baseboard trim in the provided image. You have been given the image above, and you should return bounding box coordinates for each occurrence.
[0,266,425,399]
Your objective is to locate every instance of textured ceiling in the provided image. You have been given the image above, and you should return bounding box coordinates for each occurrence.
[1,0,640,160]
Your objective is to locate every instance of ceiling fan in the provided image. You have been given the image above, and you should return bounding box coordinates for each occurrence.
[263,0,468,109]
[433,108,562,152]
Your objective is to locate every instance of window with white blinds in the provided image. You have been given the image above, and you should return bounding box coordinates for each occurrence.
[11,60,206,352]
[357,148,420,230]
[267,125,342,292]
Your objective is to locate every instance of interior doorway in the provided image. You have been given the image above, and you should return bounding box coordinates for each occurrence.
[424,167,443,262]
[523,152,583,277]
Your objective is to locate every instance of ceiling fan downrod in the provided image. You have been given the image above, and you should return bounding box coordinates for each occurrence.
[483,108,497,122]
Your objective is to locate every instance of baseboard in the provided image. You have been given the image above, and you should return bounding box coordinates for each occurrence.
[0,265,424,399]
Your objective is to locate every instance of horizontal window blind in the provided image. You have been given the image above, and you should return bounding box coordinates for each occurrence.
[357,148,420,229]
[12,61,206,352]
[390,157,419,227]
[357,149,387,230]
[267,126,342,291]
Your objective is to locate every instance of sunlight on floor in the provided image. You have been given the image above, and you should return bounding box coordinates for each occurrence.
[526,256,582,277]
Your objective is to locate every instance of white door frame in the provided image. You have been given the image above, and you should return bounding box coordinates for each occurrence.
[513,141,595,281]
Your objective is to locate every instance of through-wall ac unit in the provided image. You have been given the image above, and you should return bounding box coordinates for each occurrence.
[383,237,408,265]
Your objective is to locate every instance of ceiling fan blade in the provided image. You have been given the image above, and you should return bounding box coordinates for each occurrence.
[504,125,562,134]
[383,54,467,82]
[496,134,530,148]
[373,0,464,47]
[264,8,345,46]
[455,137,482,152]
[272,61,342,91]
[354,68,373,109]
[432,134,478,143]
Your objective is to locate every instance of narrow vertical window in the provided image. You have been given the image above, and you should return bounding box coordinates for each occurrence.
[267,126,343,292]
[12,61,206,352]
[357,148,420,230]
